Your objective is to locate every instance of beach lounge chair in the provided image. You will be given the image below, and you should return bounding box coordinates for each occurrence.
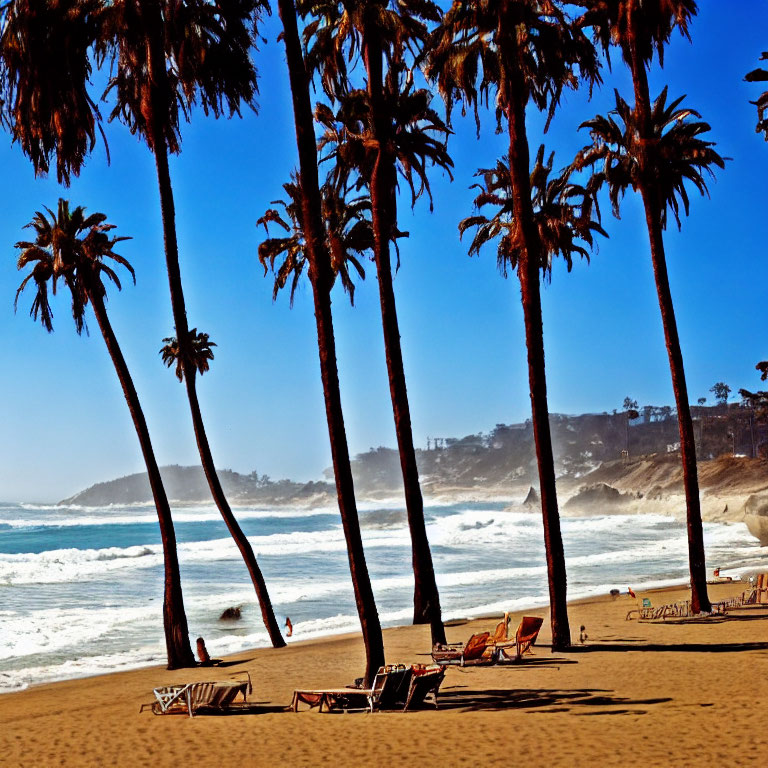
[514,615,543,658]
[403,666,445,711]
[626,597,656,620]
[140,674,251,717]
[495,616,544,661]
[431,631,492,666]
[290,665,412,713]
[489,613,511,643]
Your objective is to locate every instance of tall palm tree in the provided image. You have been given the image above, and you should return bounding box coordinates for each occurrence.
[574,87,723,612]
[275,0,384,686]
[574,0,721,613]
[95,0,284,646]
[459,146,606,523]
[302,0,451,643]
[424,0,600,650]
[14,199,195,669]
[157,326,285,646]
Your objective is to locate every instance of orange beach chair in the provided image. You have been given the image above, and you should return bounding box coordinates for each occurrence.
[496,616,544,661]
[431,631,492,666]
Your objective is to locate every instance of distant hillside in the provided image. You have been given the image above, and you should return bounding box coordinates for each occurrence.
[60,404,768,514]
[349,409,685,497]
[60,465,334,507]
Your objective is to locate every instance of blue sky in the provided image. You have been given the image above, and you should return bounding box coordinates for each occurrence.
[2,5,767,502]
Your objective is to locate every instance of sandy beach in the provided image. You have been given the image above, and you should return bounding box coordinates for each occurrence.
[1,580,766,767]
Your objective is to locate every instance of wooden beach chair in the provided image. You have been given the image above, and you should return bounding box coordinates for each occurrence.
[431,631,492,666]
[140,673,251,717]
[739,572,768,606]
[290,665,411,713]
[402,666,445,711]
[514,615,544,658]
[489,613,511,643]
[495,616,545,661]
[626,597,656,620]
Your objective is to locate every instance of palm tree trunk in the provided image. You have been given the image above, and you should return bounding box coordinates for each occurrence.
[638,187,711,613]
[500,8,570,650]
[184,373,285,647]
[363,19,445,645]
[626,413,630,457]
[628,33,711,614]
[142,3,285,645]
[88,288,195,669]
[277,0,384,686]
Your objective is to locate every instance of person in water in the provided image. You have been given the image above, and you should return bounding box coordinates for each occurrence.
[285,617,293,637]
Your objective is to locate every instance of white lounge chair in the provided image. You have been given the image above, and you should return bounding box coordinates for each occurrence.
[140,673,251,717]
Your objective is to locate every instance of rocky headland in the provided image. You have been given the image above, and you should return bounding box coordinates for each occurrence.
[59,406,768,543]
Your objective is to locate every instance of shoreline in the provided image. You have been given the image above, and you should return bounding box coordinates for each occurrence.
[0,564,755,698]
[1,579,766,766]
[2,494,764,698]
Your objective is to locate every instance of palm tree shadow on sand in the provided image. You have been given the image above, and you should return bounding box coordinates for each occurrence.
[566,641,768,654]
[435,687,672,714]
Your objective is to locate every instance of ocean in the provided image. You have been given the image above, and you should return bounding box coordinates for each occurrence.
[0,498,764,694]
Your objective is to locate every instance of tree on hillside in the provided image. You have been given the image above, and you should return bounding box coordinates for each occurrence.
[274,0,384,685]
[14,200,195,668]
[574,0,723,613]
[710,382,731,405]
[301,0,451,644]
[696,396,706,443]
[622,397,639,455]
[425,0,601,650]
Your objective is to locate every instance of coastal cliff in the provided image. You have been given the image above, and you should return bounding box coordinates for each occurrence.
[58,406,768,543]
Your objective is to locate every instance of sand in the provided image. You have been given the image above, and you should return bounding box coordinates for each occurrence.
[1,581,767,767]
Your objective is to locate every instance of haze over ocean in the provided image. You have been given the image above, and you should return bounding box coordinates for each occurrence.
[1,5,767,503]
[0,498,762,693]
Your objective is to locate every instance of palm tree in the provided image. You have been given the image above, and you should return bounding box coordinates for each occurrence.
[0,0,103,184]
[14,199,195,669]
[574,0,723,613]
[275,0,384,686]
[94,0,284,647]
[745,53,768,138]
[158,328,285,646]
[302,0,451,643]
[257,174,370,306]
[459,146,606,501]
[622,397,639,456]
[424,0,600,650]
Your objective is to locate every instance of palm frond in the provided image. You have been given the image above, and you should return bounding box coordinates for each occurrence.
[575,88,725,229]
